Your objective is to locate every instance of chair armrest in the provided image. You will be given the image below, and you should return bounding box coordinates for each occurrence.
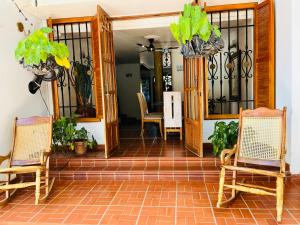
[40,151,51,165]
[220,145,237,165]
[0,153,10,165]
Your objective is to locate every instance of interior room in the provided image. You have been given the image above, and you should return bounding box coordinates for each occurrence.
[114,27,183,140]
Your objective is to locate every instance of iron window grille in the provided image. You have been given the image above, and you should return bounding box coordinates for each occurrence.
[53,22,96,118]
[206,9,254,116]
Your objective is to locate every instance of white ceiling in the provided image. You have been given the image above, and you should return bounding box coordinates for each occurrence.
[16,0,257,19]
[114,27,178,64]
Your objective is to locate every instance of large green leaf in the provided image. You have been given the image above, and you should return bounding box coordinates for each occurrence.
[212,24,221,37]
[179,15,192,43]
[40,27,53,33]
[170,23,181,44]
[15,27,70,69]
[183,3,192,18]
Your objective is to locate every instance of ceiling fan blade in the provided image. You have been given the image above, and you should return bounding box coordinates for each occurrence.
[137,43,147,48]
[139,50,148,53]
[169,47,179,49]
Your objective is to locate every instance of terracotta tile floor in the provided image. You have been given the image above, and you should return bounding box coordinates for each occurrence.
[1,180,300,225]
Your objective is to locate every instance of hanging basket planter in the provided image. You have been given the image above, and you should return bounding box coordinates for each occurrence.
[15,27,70,94]
[170,3,224,58]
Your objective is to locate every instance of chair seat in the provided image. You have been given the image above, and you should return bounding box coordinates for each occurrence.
[0,165,44,174]
[148,112,163,117]
[144,114,163,120]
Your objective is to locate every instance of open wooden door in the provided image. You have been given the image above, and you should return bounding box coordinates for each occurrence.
[92,5,119,158]
[254,0,275,109]
[184,57,203,157]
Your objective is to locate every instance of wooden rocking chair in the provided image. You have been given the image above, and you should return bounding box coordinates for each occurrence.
[217,107,287,222]
[0,116,55,205]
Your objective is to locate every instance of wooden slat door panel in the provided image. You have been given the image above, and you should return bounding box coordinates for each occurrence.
[91,16,103,119]
[184,58,203,157]
[95,5,119,158]
[254,0,275,109]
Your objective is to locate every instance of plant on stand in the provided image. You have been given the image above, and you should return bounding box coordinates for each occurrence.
[170,3,224,58]
[69,55,96,118]
[15,27,70,94]
[208,121,239,156]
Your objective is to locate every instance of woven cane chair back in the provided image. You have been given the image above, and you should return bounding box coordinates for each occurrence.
[11,117,52,166]
[237,108,286,167]
[137,93,148,119]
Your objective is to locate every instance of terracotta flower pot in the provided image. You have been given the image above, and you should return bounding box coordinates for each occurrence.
[74,141,87,155]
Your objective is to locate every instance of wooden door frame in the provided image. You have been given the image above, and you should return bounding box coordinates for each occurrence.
[47,16,103,122]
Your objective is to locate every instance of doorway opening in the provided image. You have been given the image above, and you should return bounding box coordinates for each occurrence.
[113,27,189,154]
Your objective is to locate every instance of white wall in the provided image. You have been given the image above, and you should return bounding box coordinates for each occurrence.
[116,63,141,119]
[274,0,293,167]
[77,122,104,144]
[0,0,51,157]
[289,0,300,174]
[171,49,184,100]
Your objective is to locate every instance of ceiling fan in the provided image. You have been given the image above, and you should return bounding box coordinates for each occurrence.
[137,38,178,53]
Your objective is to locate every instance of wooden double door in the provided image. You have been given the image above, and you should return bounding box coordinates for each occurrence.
[184,57,204,157]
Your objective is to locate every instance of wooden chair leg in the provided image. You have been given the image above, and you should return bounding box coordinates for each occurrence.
[217,167,226,208]
[164,127,167,141]
[5,174,10,199]
[0,174,11,206]
[140,120,144,136]
[35,169,41,205]
[180,128,182,141]
[159,121,163,138]
[276,176,284,222]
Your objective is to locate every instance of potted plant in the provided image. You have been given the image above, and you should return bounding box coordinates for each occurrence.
[170,3,224,58]
[70,55,96,118]
[52,116,97,155]
[73,127,97,155]
[15,27,70,93]
[208,121,239,156]
[52,117,77,153]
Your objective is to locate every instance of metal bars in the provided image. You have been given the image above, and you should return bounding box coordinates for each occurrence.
[206,9,254,115]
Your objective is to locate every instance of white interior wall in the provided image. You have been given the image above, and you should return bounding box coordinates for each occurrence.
[116,63,141,119]
[290,0,300,174]
[274,0,292,167]
[0,0,49,156]
[171,49,184,100]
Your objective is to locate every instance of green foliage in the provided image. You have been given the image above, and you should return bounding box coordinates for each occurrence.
[52,116,97,151]
[208,121,239,156]
[52,117,77,150]
[170,3,221,43]
[15,27,70,69]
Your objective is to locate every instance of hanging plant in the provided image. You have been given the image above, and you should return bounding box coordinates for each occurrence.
[170,3,224,58]
[15,27,71,93]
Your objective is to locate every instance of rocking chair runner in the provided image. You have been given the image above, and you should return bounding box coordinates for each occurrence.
[0,116,55,205]
[217,107,287,222]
